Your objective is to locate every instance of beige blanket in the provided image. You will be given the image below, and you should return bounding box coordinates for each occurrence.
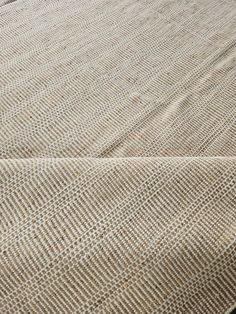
[0,0,236,313]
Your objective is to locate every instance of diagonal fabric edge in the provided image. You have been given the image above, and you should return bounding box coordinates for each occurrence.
[0,157,235,313]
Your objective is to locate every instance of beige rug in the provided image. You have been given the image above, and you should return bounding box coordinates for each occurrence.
[0,0,236,313]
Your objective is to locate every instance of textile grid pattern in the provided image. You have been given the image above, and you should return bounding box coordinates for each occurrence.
[0,0,236,313]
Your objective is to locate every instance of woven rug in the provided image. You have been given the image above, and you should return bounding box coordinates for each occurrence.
[0,0,236,313]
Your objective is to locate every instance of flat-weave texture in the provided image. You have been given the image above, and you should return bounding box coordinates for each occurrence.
[0,0,236,313]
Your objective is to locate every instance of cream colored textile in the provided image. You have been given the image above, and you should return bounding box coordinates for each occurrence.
[0,0,236,313]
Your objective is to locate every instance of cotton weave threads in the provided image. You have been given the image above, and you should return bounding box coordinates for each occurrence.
[0,0,236,313]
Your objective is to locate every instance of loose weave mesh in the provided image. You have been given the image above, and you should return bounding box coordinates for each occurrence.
[0,0,236,313]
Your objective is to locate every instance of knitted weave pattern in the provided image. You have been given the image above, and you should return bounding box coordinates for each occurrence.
[0,0,236,313]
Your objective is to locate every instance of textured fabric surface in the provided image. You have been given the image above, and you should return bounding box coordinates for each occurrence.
[0,0,236,313]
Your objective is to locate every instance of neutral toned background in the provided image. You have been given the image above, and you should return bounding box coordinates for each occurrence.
[0,0,236,313]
